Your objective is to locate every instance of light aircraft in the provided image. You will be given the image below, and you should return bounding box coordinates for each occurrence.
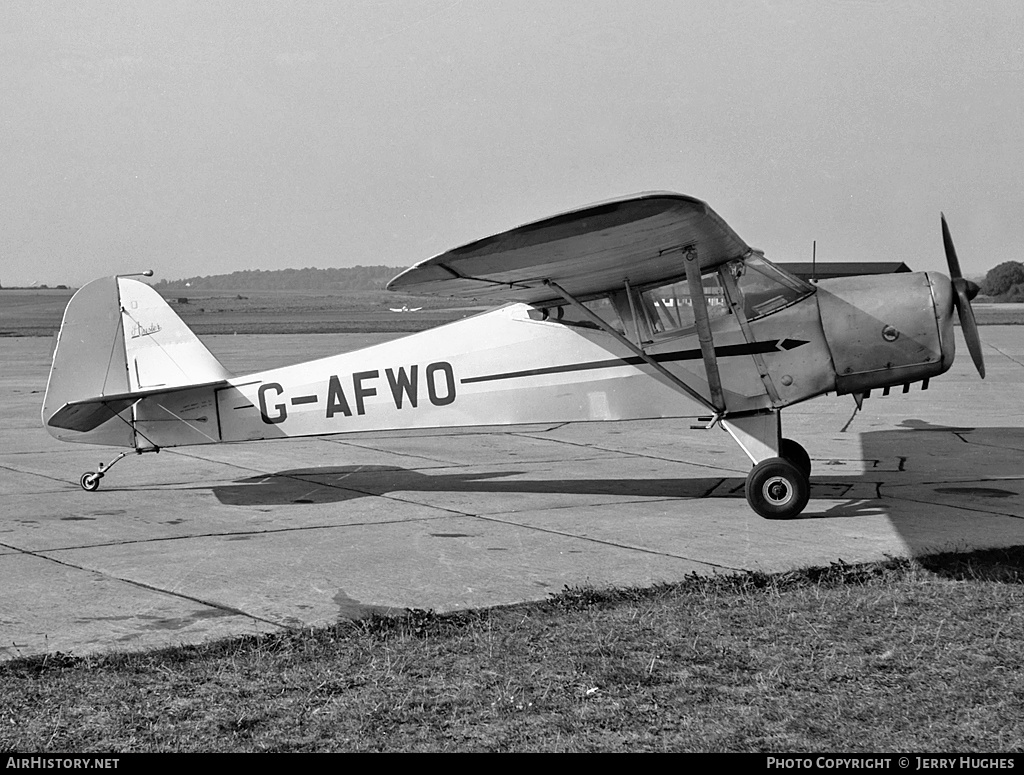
[389,304,423,313]
[41,192,985,519]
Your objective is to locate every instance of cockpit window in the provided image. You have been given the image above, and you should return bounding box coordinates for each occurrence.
[728,254,813,320]
[526,253,811,342]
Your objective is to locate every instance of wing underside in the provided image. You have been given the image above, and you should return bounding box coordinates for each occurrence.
[387,192,751,304]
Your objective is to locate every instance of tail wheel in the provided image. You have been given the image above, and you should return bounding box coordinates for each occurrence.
[745,457,809,520]
[80,472,102,492]
[780,438,811,479]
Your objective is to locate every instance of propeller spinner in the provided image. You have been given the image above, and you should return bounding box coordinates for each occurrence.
[941,213,985,378]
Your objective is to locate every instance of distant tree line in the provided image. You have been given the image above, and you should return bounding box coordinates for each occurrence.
[0,283,70,290]
[155,266,405,291]
[152,261,1024,300]
[981,261,1024,302]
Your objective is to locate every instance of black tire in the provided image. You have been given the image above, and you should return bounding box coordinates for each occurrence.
[780,438,811,478]
[745,457,809,520]
[80,472,101,492]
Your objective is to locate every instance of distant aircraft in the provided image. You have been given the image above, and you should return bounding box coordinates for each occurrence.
[41,192,984,519]
[389,304,422,313]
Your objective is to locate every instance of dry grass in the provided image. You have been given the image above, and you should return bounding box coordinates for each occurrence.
[3,549,1023,752]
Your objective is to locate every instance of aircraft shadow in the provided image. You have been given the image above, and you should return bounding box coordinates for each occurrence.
[857,421,1024,559]
[208,463,920,519]
[211,466,733,507]
[209,422,1024,553]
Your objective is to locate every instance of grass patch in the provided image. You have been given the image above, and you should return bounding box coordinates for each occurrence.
[3,549,1024,752]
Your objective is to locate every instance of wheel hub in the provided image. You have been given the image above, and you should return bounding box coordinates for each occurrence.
[764,476,793,505]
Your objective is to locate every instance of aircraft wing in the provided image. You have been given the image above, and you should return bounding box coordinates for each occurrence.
[387,192,751,304]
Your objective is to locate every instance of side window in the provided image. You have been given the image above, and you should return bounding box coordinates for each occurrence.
[638,276,731,338]
[528,296,626,334]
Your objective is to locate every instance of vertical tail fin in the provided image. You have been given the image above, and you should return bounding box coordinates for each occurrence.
[116,278,230,391]
[42,277,231,444]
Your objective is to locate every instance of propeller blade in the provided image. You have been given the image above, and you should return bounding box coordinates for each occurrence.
[942,214,985,379]
[941,212,962,279]
[955,281,986,378]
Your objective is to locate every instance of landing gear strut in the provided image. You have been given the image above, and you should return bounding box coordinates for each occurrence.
[79,448,159,491]
[723,413,812,519]
[79,452,129,492]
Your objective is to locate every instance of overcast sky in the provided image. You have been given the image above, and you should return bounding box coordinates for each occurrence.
[2,0,1021,287]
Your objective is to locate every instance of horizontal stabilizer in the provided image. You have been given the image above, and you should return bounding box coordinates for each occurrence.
[47,399,137,433]
[45,380,228,433]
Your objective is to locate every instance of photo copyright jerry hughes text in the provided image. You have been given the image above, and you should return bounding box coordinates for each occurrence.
[766,758,1015,770]
[6,759,118,769]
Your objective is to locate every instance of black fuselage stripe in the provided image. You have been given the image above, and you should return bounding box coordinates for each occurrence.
[460,340,796,385]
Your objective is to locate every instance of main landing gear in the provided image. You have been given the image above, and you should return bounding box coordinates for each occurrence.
[722,413,811,520]
[745,439,811,520]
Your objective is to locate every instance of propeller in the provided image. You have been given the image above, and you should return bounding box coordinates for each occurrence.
[941,213,985,378]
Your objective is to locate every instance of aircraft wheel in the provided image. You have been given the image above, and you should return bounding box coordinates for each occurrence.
[780,438,811,478]
[745,457,809,520]
[80,472,101,492]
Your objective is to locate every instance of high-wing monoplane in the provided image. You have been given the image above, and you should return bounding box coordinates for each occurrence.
[42,192,985,518]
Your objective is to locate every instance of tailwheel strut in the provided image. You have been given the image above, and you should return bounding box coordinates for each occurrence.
[79,447,159,492]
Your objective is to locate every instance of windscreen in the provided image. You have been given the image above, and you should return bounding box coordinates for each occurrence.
[728,255,813,321]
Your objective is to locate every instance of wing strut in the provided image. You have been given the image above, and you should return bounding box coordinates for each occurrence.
[682,247,726,412]
[543,279,722,417]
